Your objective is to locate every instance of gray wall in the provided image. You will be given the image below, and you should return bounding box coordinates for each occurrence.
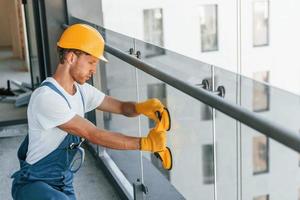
[41,0,68,75]
[66,0,104,26]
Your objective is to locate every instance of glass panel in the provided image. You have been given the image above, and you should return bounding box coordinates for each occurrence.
[135,38,212,85]
[240,74,300,136]
[214,67,238,200]
[240,73,300,200]
[211,64,300,139]
[88,20,300,200]
[242,123,300,200]
[95,27,143,189]
[135,39,214,199]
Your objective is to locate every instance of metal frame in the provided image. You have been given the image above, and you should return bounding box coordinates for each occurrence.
[31,0,48,80]
[0,119,28,128]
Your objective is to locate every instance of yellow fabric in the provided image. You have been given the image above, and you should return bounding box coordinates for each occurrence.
[135,98,164,121]
[57,24,108,62]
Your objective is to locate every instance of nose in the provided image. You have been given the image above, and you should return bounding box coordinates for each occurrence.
[91,66,96,75]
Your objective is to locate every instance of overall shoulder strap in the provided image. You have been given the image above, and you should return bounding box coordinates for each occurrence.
[40,81,71,109]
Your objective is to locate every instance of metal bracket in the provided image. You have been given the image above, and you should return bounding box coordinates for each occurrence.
[195,79,210,90]
[129,48,141,59]
[213,86,225,98]
[133,179,148,200]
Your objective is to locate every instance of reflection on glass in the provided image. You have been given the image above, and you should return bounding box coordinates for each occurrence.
[202,144,214,184]
[253,194,269,200]
[143,8,165,57]
[253,1,269,47]
[147,83,167,128]
[253,71,270,112]
[253,135,269,174]
[199,4,218,52]
[201,104,213,121]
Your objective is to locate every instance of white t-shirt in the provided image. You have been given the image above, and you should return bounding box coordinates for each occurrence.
[26,77,105,164]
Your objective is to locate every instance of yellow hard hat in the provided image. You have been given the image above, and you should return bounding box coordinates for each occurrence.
[57,23,108,62]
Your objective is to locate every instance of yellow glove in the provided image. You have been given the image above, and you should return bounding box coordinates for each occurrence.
[140,128,166,152]
[154,147,173,170]
[135,98,164,121]
[154,108,171,132]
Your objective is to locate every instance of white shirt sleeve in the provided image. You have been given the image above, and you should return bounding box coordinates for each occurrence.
[34,91,76,130]
[80,83,105,113]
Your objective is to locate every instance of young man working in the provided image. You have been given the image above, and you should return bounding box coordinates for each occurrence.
[11,24,167,200]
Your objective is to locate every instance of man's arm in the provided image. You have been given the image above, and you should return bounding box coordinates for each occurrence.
[97,96,138,117]
[58,114,166,152]
[58,115,141,150]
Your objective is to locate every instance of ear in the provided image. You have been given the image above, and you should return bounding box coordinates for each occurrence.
[65,51,77,65]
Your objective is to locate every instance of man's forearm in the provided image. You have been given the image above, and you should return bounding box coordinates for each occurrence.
[88,128,141,150]
[121,101,139,117]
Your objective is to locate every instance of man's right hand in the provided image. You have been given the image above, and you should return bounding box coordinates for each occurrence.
[135,98,164,121]
[140,128,166,152]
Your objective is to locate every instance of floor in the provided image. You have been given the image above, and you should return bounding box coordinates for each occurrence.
[0,47,30,88]
[0,48,30,123]
[0,126,120,200]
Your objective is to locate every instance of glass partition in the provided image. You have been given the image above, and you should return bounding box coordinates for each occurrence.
[82,23,300,200]
[213,66,239,200]
[240,124,300,200]
[96,27,143,192]
[134,39,216,199]
[240,74,300,136]
[239,71,300,200]
[136,69,215,200]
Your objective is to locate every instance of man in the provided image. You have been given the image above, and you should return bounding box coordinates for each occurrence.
[11,24,166,200]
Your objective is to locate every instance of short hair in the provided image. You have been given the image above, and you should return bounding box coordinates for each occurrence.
[57,47,89,64]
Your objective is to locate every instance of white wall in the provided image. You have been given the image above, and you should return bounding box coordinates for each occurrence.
[102,0,300,95]
[241,0,300,95]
